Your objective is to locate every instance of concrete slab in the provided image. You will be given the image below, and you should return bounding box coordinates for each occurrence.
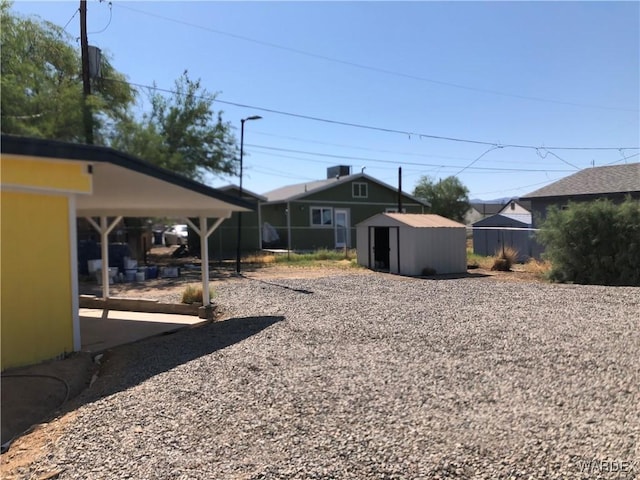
[80,308,207,353]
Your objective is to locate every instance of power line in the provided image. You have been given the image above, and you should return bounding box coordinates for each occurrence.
[103,77,640,152]
[112,2,638,113]
[246,144,577,173]
[62,7,79,31]
[88,1,113,35]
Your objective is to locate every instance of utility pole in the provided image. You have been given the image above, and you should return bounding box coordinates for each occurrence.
[80,0,93,144]
[398,167,403,213]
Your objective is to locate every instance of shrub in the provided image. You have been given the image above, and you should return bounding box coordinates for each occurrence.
[537,198,640,286]
[491,245,519,271]
[181,285,216,304]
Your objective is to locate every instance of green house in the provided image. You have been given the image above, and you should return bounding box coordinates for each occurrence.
[259,167,430,251]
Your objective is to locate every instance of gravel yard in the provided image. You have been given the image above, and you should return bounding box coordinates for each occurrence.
[9,273,640,479]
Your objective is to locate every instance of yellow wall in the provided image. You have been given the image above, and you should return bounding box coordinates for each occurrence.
[1,154,91,193]
[1,191,74,369]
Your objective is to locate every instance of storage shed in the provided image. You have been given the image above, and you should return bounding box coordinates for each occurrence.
[356,213,466,276]
[472,214,532,262]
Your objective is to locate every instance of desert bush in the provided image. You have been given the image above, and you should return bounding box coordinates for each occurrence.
[181,285,216,304]
[491,245,519,271]
[537,197,640,286]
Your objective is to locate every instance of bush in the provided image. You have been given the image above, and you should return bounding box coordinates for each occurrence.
[491,246,519,271]
[537,198,640,286]
[181,285,216,304]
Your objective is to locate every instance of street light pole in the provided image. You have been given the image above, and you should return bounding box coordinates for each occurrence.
[236,115,262,274]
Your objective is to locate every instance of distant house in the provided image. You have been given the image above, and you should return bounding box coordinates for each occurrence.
[520,163,640,257]
[498,199,532,225]
[521,163,640,223]
[260,166,430,251]
[464,202,505,225]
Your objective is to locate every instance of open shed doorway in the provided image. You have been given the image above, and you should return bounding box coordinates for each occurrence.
[369,226,399,272]
[373,227,390,270]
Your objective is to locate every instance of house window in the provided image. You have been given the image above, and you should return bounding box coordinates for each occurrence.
[352,182,368,198]
[311,207,333,226]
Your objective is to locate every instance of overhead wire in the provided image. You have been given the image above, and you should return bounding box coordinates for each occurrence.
[62,7,79,31]
[103,77,640,153]
[88,1,113,35]
[111,2,638,113]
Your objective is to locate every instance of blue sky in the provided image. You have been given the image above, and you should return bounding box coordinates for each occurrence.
[10,1,640,200]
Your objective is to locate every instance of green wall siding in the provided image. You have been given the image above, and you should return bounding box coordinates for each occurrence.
[260,179,426,251]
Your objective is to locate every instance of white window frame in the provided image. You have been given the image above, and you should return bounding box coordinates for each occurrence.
[385,207,407,213]
[352,182,368,199]
[310,206,333,226]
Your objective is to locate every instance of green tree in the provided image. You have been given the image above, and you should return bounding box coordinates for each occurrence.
[0,2,134,142]
[111,72,238,182]
[413,176,470,222]
[537,198,640,286]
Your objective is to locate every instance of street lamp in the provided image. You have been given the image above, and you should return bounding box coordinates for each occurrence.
[236,115,262,274]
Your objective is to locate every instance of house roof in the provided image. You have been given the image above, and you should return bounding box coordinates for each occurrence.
[470,202,505,215]
[521,163,640,199]
[263,173,430,206]
[1,135,254,217]
[218,184,268,202]
[359,213,465,228]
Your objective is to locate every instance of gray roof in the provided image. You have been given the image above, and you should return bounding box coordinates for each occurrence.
[521,163,640,199]
[263,173,430,206]
[470,202,505,215]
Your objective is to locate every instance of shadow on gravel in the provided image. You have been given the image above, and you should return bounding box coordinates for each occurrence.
[420,271,491,280]
[67,315,285,410]
[244,276,314,294]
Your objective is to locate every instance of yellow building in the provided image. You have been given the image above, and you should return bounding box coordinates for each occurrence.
[1,135,252,370]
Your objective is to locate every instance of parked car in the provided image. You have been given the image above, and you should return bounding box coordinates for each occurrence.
[163,224,188,246]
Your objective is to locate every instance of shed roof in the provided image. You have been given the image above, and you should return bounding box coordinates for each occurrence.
[521,163,640,199]
[473,214,530,228]
[359,213,465,228]
[1,135,254,217]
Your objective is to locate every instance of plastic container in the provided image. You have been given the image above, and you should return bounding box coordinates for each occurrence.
[146,265,158,279]
[135,271,145,282]
[125,269,137,282]
[124,257,138,270]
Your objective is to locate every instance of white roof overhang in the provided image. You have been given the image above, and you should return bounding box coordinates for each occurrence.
[1,135,254,217]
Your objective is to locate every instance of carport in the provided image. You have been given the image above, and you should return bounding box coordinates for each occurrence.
[2,135,253,358]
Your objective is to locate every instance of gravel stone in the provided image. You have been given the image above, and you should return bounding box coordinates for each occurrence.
[24,274,640,479]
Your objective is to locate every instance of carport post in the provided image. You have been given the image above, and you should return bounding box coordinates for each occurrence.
[186,216,226,307]
[86,215,122,299]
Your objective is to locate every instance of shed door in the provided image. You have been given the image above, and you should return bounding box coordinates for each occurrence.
[373,227,390,270]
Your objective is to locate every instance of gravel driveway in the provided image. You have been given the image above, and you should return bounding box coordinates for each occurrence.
[20,274,640,479]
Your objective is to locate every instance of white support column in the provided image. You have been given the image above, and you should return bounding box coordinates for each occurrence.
[87,216,122,299]
[69,196,81,351]
[195,216,227,306]
[257,201,263,250]
[286,201,292,254]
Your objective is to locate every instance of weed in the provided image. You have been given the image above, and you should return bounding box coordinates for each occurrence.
[491,246,519,271]
[181,284,216,304]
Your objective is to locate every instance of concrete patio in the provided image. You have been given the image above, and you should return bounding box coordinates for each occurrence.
[80,308,207,353]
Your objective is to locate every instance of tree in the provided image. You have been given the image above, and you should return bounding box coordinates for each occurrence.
[537,198,640,286]
[413,176,470,222]
[111,72,239,182]
[0,2,135,142]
